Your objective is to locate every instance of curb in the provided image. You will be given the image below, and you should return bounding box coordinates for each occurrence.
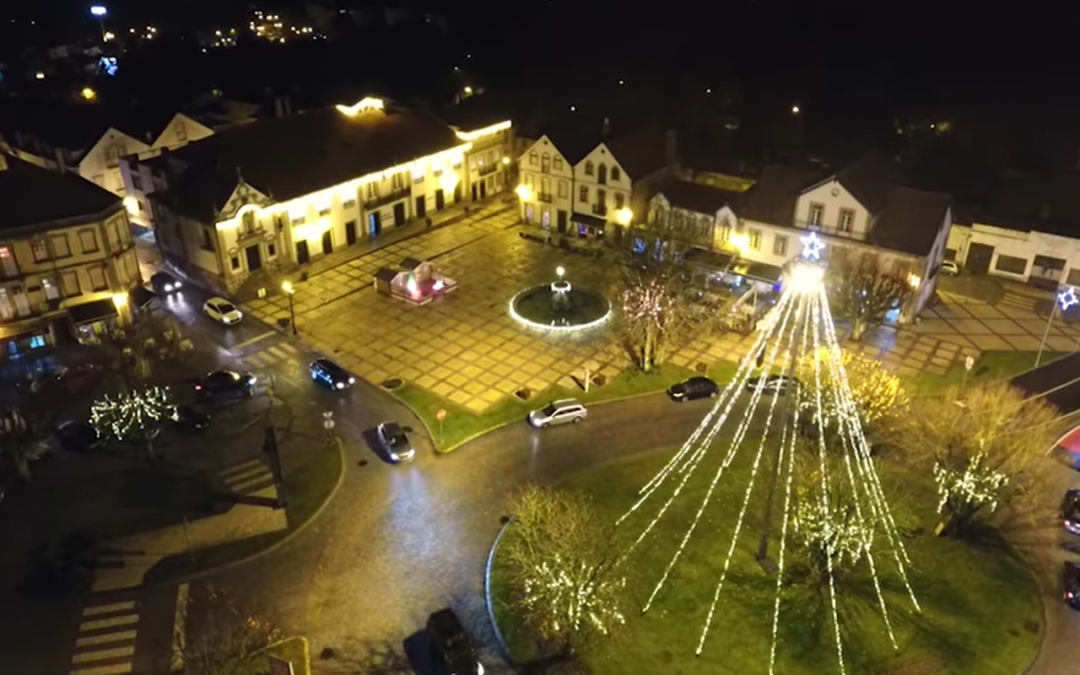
[484,517,514,663]
[151,437,347,586]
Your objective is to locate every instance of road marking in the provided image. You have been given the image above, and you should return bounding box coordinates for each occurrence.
[266,344,290,360]
[75,630,137,648]
[69,663,133,675]
[71,646,135,664]
[279,342,298,354]
[233,331,277,350]
[81,601,136,616]
[171,583,190,674]
[247,352,267,367]
[79,615,139,632]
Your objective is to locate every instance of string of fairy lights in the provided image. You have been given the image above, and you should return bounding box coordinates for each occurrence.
[618,233,920,674]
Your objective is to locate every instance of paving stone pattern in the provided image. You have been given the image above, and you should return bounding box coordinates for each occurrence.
[239,208,1080,412]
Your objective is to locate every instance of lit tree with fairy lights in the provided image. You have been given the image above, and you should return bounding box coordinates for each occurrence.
[616,232,921,675]
[90,386,177,461]
[619,266,698,372]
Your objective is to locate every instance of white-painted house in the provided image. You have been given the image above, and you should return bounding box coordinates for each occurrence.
[649,154,953,321]
[517,120,675,237]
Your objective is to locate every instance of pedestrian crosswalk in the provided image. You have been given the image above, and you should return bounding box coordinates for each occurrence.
[999,291,1036,312]
[70,592,140,675]
[219,456,276,495]
[242,340,301,369]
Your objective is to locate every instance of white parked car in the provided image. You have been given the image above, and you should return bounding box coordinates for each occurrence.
[941,260,960,276]
[527,399,587,428]
[203,297,243,325]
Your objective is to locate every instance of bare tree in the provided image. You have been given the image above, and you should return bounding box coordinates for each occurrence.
[501,485,627,657]
[175,584,283,675]
[898,383,1061,537]
[101,317,194,386]
[827,249,913,341]
[0,407,51,481]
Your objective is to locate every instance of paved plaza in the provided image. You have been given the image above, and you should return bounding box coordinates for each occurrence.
[238,207,1080,411]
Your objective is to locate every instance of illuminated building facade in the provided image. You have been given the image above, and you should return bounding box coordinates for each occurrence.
[0,153,145,357]
[140,97,511,294]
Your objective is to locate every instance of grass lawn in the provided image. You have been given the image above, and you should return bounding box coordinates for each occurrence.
[398,361,740,451]
[145,441,343,582]
[905,350,1072,396]
[490,447,1041,675]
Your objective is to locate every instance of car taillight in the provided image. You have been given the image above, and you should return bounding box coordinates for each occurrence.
[194,384,202,391]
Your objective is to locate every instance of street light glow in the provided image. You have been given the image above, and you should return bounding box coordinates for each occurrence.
[556,266,565,278]
[787,263,825,294]
[90,5,108,17]
[514,184,534,201]
[791,105,801,114]
[282,281,294,294]
[111,292,128,308]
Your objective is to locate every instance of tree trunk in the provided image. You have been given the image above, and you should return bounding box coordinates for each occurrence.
[851,317,867,341]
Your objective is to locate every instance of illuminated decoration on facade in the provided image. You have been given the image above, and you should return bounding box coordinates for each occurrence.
[80,87,98,102]
[335,97,386,117]
[616,253,919,674]
[215,143,471,231]
[99,55,119,76]
[454,120,512,142]
[1059,286,1078,311]
[801,231,826,260]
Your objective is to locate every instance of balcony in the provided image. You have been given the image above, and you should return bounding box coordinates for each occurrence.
[538,192,553,203]
[364,187,411,210]
[794,219,860,240]
[478,162,498,176]
[592,204,608,217]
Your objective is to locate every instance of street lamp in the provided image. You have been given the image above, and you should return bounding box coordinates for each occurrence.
[556,266,565,279]
[90,5,108,42]
[1037,286,1077,367]
[112,291,130,326]
[282,281,297,335]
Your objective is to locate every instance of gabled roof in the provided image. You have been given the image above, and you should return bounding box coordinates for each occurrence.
[606,125,668,180]
[742,165,824,225]
[162,102,464,221]
[438,92,525,131]
[0,153,121,232]
[867,185,952,256]
[542,122,602,166]
[0,99,191,155]
[657,181,746,215]
[835,151,908,213]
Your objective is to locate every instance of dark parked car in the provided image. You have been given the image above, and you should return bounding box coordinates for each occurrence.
[376,421,415,463]
[1065,562,1080,610]
[747,375,799,396]
[426,608,483,675]
[173,405,210,432]
[150,271,183,294]
[55,420,104,453]
[1063,489,1080,536]
[668,376,720,401]
[194,370,256,400]
[309,359,355,390]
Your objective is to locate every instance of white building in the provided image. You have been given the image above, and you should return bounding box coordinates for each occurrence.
[140,97,511,294]
[946,173,1080,289]
[517,120,676,238]
[649,154,953,321]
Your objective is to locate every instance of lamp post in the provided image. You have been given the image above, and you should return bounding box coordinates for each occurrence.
[90,5,108,42]
[1037,286,1077,368]
[282,281,297,335]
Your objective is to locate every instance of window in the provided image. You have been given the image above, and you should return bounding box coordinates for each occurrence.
[105,143,126,168]
[529,151,538,165]
[41,277,60,300]
[88,266,107,290]
[558,180,568,198]
[774,235,788,256]
[50,234,71,258]
[392,173,405,191]
[838,208,855,233]
[92,174,105,187]
[366,182,379,200]
[718,222,731,243]
[434,168,443,177]
[598,163,608,184]
[292,213,306,225]
[175,120,187,142]
[615,193,625,209]
[267,242,277,258]
[579,185,589,203]
[29,335,46,349]
[1067,268,1080,287]
[343,198,356,210]
[808,203,824,226]
[413,172,424,184]
[749,229,762,251]
[131,172,143,191]
[201,228,215,251]
[596,188,606,205]
[61,271,80,296]
[611,166,621,181]
[230,256,241,271]
[541,153,551,173]
[32,240,49,262]
[553,156,564,171]
[318,206,331,217]
[0,246,17,277]
[79,229,99,253]
[540,177,550,198]
[994,254,1027,275]
[242,211,256,231]
[585,161,595,176]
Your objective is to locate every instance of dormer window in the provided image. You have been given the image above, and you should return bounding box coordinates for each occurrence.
[838,208,855,234]
[808,203,824,227]
[585,161,595,176]
[598,163,607,185]
[175,120,187,142]
[611,166,621,181]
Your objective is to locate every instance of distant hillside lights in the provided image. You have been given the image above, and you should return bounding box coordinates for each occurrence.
[249,9,319,43]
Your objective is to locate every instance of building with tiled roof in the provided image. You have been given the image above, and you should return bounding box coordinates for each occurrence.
[137,96,511,294]
[0,152,145,356]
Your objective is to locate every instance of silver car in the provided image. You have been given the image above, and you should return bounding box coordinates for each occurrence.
[528,399,587,428]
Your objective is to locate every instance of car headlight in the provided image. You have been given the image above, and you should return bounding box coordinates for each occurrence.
[336,382,345,389]
[348,377,355,384]
[164,283,173,291]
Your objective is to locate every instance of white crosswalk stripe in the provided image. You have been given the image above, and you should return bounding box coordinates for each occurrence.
[219,457,276,495]
[70,594,140,675]
[1000,291,1035,311]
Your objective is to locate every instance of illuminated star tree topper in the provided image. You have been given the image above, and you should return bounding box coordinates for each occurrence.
[801,232,826,261]
[1058,286,1078,312]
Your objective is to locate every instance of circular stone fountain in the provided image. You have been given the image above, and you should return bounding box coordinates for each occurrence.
[509,273,611,331]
